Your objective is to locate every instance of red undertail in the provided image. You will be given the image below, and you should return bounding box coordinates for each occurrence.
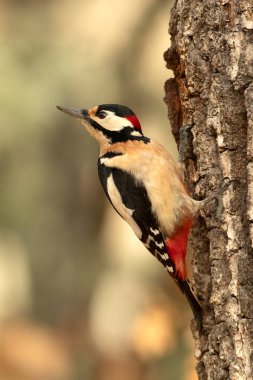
[166,220,202,326]
[165,220,193,280]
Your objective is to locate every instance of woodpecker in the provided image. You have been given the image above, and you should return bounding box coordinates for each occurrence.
[57,103,204,324]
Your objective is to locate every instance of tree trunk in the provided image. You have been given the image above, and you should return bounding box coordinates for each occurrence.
[164,1,253,379]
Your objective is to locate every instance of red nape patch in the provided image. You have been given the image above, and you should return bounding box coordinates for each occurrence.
[166,220,193,280]
[125,115,142,131]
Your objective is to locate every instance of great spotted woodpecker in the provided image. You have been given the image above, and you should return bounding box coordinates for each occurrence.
[57,103,203,324]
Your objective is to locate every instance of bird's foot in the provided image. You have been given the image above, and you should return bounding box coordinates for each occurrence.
[202,177,232,218]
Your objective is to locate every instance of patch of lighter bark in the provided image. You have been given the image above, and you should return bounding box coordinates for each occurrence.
[205,73,251,372]
[241,11,253,30]
[232,320,252,380]
[247,163,253,227]
[206,78,226,150]
[245,85,253,247]
[204,80,252,377]
[226,32,243,82]
[218,149,252,379]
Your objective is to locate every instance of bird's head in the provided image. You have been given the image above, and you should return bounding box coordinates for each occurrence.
[57,103,143,144]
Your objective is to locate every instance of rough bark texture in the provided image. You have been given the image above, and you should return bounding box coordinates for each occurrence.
[164,1,253,379]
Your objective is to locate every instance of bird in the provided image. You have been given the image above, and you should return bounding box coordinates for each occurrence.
[56,103,204,325]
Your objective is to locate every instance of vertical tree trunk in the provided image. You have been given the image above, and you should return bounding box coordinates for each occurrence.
[164,1,253,379]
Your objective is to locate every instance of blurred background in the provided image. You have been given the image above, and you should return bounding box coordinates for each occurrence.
[0,0,197,379]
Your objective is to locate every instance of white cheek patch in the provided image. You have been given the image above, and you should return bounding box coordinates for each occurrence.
[94,111,133,132]
[106,116,133,131]
[107,174,142,238]
[130,130,142,136]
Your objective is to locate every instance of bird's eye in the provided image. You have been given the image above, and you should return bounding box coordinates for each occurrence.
[97,111,107,119]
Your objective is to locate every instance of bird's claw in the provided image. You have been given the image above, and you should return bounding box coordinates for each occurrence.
[203,177,234,219]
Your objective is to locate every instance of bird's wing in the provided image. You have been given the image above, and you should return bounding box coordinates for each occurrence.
[98,163,175,273]
[98,163,202,325]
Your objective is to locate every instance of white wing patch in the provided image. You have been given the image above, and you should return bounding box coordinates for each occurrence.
[107,174,142,238]
[166,265,174,273]
[150,227,159,235]
[145,235,165,250]
[160,252,169,260]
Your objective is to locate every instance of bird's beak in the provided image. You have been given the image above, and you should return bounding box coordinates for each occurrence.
[56,105,89,120]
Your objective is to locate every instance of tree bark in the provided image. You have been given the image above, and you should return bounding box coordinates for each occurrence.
[164,1,253,379]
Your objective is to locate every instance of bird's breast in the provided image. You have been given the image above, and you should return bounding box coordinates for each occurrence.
[99,140,195,236]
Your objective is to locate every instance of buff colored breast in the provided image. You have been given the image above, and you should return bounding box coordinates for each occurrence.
[100,139,196,237]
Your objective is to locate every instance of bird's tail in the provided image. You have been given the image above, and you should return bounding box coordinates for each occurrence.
[176,278,202,329]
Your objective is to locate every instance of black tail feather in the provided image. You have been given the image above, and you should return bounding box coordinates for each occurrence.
[176,279,202,328]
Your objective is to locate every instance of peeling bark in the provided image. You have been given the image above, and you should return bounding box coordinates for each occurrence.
[164,1,253,379]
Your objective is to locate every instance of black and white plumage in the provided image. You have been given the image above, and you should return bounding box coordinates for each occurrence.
[98,155,175,273]
[56,103,203,325]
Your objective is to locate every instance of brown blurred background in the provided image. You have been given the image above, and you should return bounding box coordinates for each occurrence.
[0,0,197,379]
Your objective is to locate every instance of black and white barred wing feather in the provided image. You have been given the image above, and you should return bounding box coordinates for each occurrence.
[98,163,175,273]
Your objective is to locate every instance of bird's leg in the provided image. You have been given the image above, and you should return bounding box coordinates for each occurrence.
[196,177,232,219]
